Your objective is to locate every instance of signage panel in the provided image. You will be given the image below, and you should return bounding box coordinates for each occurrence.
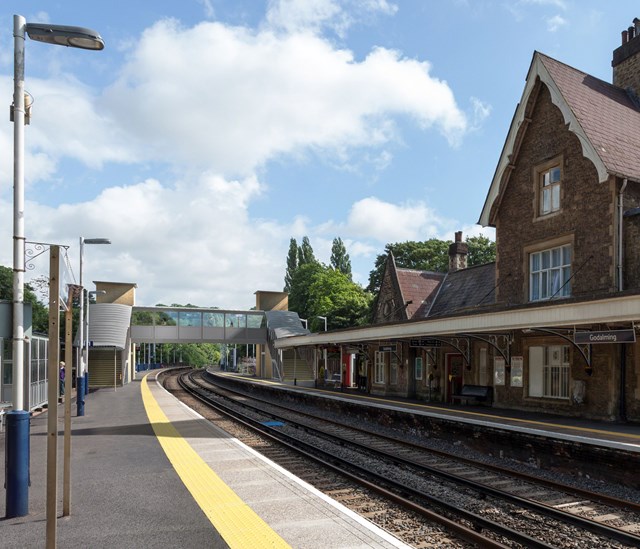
[379,344,397,352]
[574,329,636,344]
[410,338,442,348]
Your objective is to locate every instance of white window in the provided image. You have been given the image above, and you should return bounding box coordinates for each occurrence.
[528,345,570,399]
[415,357,423,380]
[374,351,385,384]
[530,244,571,301]
[540,166,561,215]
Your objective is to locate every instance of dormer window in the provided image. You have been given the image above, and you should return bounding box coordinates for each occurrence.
[540,165,561,215]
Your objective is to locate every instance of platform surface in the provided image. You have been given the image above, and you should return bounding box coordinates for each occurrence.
[0,373,410,548]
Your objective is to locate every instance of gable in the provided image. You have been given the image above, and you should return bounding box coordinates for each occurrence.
[480,51,640,227]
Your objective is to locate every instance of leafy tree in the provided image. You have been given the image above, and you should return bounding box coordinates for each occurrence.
[288,262,324,321]
[297,236,316,266]
[367,239,450,292]
[0,265,49,333]
[367,236,496,293]
[330,237,352,280]
[284,237,298,292]
[288,261,372,331]
[466,235,496,266]
[307,268,372,330]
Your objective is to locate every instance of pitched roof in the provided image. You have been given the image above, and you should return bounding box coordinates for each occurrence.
[426,263,496,318]
[479,51,640,226]
[395,268,445,319]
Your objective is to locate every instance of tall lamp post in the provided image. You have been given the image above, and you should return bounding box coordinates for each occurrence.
[6,15,104,521]
[77,237,110,416]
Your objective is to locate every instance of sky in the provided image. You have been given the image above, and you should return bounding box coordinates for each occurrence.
[0,0,636,309]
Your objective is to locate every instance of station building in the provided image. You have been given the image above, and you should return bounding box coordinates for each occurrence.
[274,20,640,422]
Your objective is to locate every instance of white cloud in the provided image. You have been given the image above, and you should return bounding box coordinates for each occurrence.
[101,17,467,176]
[0,6,473,308]
[266,0,397,36]
[546,14,567,32]
[345,196,451,242]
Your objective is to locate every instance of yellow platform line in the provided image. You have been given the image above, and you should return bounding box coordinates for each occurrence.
[141,375,291,548]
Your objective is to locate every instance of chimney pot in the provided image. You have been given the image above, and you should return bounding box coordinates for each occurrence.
[629,26,635,40]
[622,30,629,44]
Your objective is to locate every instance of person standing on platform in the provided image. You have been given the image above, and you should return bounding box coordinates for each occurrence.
[59,361,66,399]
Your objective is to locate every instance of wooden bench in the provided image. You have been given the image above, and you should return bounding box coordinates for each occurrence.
[451,385,493,406]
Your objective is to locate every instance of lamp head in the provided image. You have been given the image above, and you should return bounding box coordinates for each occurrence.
[83,238,111,245]
[25,23,105,50]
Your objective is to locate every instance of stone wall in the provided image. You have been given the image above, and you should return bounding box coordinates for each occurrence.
[495,83,615,306]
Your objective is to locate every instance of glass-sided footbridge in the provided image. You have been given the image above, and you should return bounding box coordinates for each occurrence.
[130,306,268,345]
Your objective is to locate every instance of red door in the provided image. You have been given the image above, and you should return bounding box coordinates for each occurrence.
[446,354,463,402]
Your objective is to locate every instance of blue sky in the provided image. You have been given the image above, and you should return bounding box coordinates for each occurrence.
[0,0,636,309]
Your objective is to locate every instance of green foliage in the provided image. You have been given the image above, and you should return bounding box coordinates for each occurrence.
[367,236,496,293]
[143,342,221,368]
[284,237,298,292]
[0,265,49,333]
[367,239,450,292]
[288,261,372,331]
[330,237,352,280]
[466,235,496,266]
[297,236,316,266]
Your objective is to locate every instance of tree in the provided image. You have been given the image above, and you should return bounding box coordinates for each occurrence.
[297,236,316,266]
[367,239,450,292]
[0,265,49,333]
[466,235,497,266]
[284,238,298,292]
[367,236,496,293]
[288,261,372,331]
[330,237,352,280]
[288,262,324,322]
[306,268,372,330]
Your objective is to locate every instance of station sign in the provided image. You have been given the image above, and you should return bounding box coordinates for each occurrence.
[574,329,636,344]
[410,338,442,348]
[379,344,397,352]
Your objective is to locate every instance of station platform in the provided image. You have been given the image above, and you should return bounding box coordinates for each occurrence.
[212,371,640,453]
[0,372,410,549]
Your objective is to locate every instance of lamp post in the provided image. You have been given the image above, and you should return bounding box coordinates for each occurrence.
[78,238,110,416]
[6,14,104,521]
[317,316,327,331]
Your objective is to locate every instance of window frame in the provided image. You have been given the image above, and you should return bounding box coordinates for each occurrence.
[528,344,570,399]
[533,156,563,220]
[529,243,572,301]
[415,356,423,381]
[374,351,385,384]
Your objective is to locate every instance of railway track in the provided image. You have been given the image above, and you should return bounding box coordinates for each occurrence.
[168,369,640,548]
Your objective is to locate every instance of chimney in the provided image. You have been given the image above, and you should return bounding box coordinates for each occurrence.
[448,231,468,273]
[613,18,640,98]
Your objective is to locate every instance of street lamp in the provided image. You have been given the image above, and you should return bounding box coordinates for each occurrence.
[317,316,327,332]
[7,14,104,520]
[77,237,110,416]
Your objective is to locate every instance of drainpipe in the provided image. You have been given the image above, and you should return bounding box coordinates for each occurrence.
[618,178,628,291]
[618,178,628,422]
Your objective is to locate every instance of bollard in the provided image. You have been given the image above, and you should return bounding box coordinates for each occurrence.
[5,410,30,518]
[77,376,85,417]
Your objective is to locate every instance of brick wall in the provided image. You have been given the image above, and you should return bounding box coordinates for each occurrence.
[495,83,616,305]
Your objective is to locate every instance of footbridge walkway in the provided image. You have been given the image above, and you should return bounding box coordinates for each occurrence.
[128,306,311,381]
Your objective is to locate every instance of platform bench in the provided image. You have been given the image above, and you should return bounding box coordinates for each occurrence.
[451,385,493,406]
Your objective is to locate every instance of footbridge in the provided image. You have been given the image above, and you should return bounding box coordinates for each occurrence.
[127,306,311,381]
